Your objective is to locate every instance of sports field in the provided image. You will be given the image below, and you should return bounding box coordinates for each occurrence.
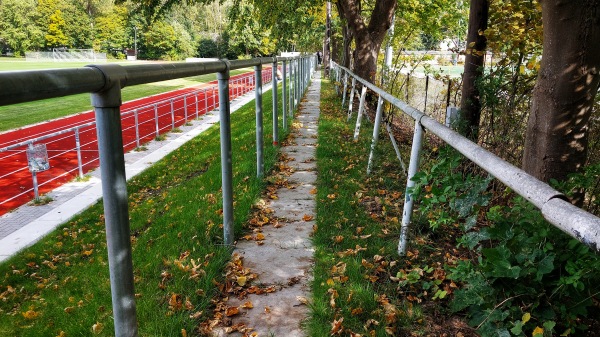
[0,59,250,132]
[0,58,265,215]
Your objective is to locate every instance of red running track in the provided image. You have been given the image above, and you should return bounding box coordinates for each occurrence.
[0,68,275,216]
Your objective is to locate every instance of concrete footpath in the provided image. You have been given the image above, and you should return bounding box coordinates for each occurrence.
[214,73,320,336]
[0,83,268,262]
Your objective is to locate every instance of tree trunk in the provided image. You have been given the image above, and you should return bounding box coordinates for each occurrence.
[323,1,331,75]
[459,0,489,141]
[335,1,353,69]
[522,0,600,203]
[336,0,396,83]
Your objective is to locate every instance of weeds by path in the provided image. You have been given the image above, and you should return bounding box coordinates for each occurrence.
[0,86,287,336]
[309,77,476,336]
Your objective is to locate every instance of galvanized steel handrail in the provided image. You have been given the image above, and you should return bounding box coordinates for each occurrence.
[0,57,288,107]
[331,61,600,254]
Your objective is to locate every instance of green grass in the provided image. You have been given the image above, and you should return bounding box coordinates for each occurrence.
[309,77,431,336]
[0,84,289,336]
[0,59,250,132]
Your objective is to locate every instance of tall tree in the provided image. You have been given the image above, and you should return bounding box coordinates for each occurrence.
[335,0,396,83]
[45,9,68,47]
[522,0,600,201]
[323,1,331,74]
[459,0,489,140]
[0,0,42,55]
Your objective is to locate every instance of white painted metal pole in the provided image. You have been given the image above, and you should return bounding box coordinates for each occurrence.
[398,119,425,255]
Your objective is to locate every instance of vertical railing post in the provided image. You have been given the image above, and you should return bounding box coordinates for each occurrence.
[347,77,356,120]
[367,96,384,175]
[295,59,300,108]
[170,98,175,130]
[289,60,294,117]
[88,64,138,337]
[272,58,279,146]
[204,88,208,114]
[134,109,140,148]
[154,103,159,138]
[282,59,288,130]
[342,71,348,107]
[183,95,188,122]
[74,127,84,178]
[353,85,368,140]
[398,119,425,255]
[255,64,264,178]
[217,61,234,247]
[195,92,199,118]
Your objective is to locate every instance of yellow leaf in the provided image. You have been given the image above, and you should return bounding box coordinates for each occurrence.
[255,233,265,241]
[303,214,314,221]
[522,312,531,324]
[55,331,66,337]
[181,329,187,337]
[22,310,39,319]
[236,276,247,286]
[241,301,253,309]
[532,326,544,336]
[310,188,317,194]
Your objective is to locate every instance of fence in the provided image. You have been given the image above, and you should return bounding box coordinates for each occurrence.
[0,55,316,337]
[25,49,108,62]
[0,70,272,214]
[329,61,600,256]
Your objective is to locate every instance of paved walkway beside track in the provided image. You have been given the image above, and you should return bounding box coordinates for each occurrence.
[214,72,320,337]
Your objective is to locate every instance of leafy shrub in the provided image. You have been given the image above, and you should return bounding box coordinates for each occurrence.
[411,147,600,336]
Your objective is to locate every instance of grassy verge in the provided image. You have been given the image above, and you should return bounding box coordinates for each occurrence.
[0,85,288,336]
[0,63,250,132]
[310,77,475,336]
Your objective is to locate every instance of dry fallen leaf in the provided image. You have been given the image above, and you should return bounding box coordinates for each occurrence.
[296,296,310,305]
[241,301,254,309]
[92,322,104,334]
[225,306,240,317]
[302,214,314,221]
[21,310,39,320]
[330,317,344,335]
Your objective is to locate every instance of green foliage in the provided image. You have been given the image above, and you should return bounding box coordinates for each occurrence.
[45,9,68,47]
[0,0,42,55]
[552,162,600,215]
[94,4,128,56]
[412,147,600,336]
[410,146,492,231]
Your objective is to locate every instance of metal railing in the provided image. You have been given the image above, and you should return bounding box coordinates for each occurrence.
[0,70,270,213]
[329,61,600,256]
[0,55,316,337]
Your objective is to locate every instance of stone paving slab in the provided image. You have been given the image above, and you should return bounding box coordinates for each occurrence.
[217,72,321,336]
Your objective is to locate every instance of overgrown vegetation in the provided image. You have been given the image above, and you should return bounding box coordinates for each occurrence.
[319,75,600,336]
[0,86,287,336]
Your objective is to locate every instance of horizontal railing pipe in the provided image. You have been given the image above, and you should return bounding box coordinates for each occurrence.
[0,57,302,107]
[332,61,600,253]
